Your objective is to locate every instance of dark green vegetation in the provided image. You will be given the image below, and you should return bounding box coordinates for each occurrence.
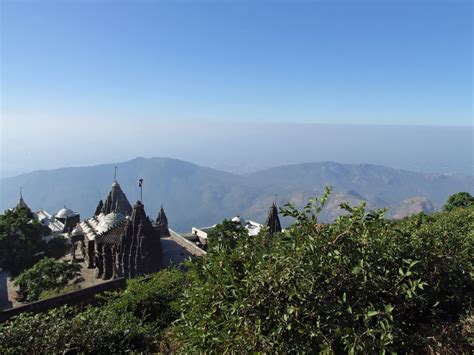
[444,192,474,212]
[1,157,473,231]
[0,207,67,276]
[13,258,83,302]
[0,193,472,353]
[0,269,187,353]
[206,218,249,251]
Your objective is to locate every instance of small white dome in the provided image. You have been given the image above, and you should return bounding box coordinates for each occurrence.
[71,225,83,236]
[56,208,78,218]
[231,216,243,223]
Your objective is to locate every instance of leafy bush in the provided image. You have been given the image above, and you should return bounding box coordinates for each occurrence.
[44,235,69,259]
[172,195,473,352]
[444,192,474,211]
[13,257,83,302]
[0,306,155,354]
[39,283,82,300]
[0,268,188,353]
[207,218,249,251]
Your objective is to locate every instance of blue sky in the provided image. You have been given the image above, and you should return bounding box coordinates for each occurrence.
[1,0,472,126]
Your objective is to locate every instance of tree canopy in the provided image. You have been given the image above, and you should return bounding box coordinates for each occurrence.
[0,207,51,276]
[444,192,474,211]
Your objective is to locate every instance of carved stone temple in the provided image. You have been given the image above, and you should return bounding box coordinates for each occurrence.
[75,179,166,280]
[265,202,282,237]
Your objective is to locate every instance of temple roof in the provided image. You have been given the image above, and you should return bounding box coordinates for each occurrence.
[55,207,79,219]
[16,196,29,210]
[102,181,132,216]
[80,212,126,241]
[14,192,34,218]
[95,222,128,246]
[96,201,155,246]
[94,199,104,216]
[156,206,168,226]
[265,202,282,236]
[130,200,153,230]
[36,209,65,233]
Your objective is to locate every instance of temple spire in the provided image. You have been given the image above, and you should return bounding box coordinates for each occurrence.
[94,199,104,216]
[265,202,282,237]
[102,176,132,216]
[156,205,170,237]
[17,187,27,208]
[15,188,33,216]
[156,205,168,226]
[114,166,118,182]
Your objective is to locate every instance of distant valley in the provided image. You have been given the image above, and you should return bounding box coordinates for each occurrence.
[0,157,472,232]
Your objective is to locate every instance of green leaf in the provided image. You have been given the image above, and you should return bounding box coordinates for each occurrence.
[367,310,379,317]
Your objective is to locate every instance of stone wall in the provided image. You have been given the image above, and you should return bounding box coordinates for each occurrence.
[0,277,126,323]
[169,229,207,256]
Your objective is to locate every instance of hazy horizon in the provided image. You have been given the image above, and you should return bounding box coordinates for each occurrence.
[1,121,472,178]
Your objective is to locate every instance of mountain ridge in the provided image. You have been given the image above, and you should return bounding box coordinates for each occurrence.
[1,157,472,232]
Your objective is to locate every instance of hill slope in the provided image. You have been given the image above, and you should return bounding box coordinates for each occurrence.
[0,158,472,231]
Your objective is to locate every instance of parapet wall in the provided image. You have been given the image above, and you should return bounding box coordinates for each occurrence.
[0,277,126,323]
[169,229,207,256]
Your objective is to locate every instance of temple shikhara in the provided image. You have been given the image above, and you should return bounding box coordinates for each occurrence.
[75,179,166,280]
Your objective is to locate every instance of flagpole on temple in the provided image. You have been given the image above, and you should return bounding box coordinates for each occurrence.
[114,166,117,182]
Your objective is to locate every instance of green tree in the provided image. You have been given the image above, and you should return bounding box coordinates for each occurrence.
[444,192,474,211]
[206,218,249,252]
[14,257,83,302]
[0,207,51,275]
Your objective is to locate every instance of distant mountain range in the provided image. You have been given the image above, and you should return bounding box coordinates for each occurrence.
[0,157,472,232]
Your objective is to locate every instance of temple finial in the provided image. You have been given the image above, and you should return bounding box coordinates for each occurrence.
[20,187,23,199]
[138,178,144,202]
[114,166,118,181]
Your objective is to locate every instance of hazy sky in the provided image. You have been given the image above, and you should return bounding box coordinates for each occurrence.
[0,0,472,177]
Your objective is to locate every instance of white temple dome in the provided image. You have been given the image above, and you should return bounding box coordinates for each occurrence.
[71,225,83,236]
[231,216,243,223]
[56,208,78,218]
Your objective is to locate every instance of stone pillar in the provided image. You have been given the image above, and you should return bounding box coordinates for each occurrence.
[115,247,123,278]
[111,246,117,279]
[87,241,95,268]
[128,243,137,278]
[103,245,113,280]
[95,243,103,278]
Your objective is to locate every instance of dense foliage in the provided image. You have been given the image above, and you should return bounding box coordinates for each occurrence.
[13,257,83,302]
[444,192,474,211]
[206,218,249,251]
[0,207,52,275]
[0,207,68,276]
[0,192,472,353]
[0,269,188,353]
[173,194,473,353]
